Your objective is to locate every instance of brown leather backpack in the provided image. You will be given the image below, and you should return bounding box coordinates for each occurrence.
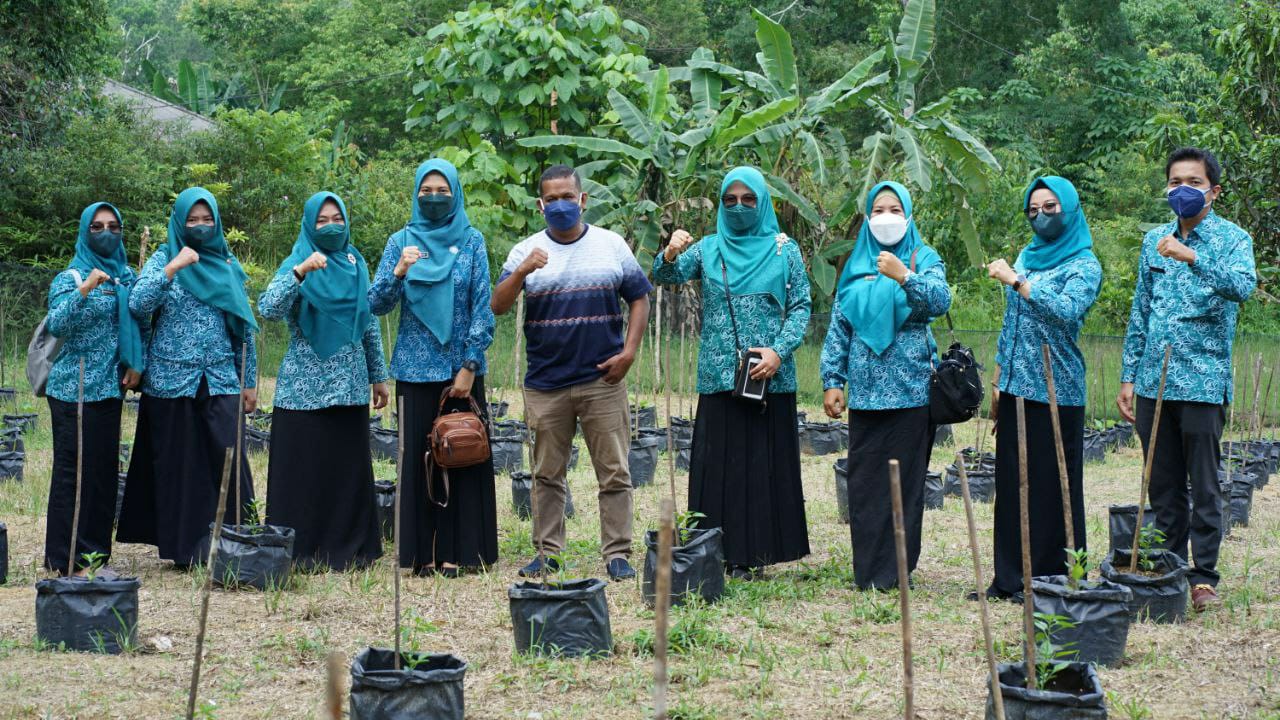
[424,394,491,507]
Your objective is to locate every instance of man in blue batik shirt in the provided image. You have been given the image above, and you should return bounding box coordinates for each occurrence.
[1117,147,1257,612]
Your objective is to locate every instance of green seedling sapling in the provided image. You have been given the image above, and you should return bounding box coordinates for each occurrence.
[398,608,441,670]
[1136,525,1167,573]
[1064,548,1093,590]
[1033,611,1078,688]
[675,509,706,547]
[80,551,108,580]
[242,497,268,534]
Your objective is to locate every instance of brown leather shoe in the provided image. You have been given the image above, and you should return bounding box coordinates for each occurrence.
[1191,583,1220,612]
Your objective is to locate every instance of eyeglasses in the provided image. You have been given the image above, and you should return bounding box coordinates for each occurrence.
[89,222,122,232]
[1025,201,1060,218]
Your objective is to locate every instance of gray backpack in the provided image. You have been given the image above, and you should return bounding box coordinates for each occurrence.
[26,269,81,397]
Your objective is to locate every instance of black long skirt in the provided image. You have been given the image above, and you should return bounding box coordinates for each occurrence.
[117,378,254,567]
[845,405,932,590]
[689,392,809,568]
[398,377,498,570]
[44,397,122,574]
[266,405,382,571]
[990,393,1087,595]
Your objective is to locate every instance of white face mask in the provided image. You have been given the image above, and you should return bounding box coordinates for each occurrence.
[868,213,909,246]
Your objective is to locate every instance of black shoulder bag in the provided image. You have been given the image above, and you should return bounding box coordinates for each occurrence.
[720,258,769,405]
[928,312,983,425]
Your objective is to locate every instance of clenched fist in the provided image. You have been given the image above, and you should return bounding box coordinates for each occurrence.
[518,247,549,276]
[165,246,200,280]
[394,245,421,278]
[295,251,328,278]
[664,229,696,262]
[79,269,112,297]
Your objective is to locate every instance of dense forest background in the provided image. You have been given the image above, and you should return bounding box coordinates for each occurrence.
[1,0,1277,336]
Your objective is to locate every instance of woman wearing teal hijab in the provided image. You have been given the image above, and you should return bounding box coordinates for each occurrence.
[42,202,145,575]
[368,159,497,577]
[653,166,812,579]
[118,187,259,569]
[820,181,951,590]
[258,192,390,570]
[983,175,1102,601]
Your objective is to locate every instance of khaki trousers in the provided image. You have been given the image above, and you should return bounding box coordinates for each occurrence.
[523,377,633,560]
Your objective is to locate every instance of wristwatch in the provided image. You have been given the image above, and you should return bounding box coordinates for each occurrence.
[1012,274,1027,291]
[462,359,480,373]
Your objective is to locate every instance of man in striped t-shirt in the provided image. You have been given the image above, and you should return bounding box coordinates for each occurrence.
[493,164,652,581]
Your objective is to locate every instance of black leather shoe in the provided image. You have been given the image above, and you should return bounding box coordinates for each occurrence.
[518,556,560,578]
[606,558,636,581]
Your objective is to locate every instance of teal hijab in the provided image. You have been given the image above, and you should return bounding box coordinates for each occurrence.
[835,182,941,355]
[401,159,471,345]
[165,187,258,340]
[700,166,788,309]
[68,202,146,372]
[1015,176,1095,272]
[278,192,370,359]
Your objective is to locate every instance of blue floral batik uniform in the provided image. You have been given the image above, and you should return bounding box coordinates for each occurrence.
[650,166,811,572]
[1120,209,1256,589]
[117,187,257,568]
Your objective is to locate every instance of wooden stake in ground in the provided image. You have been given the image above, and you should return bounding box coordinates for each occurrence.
[394,395,405,669]
[1015,396,1036,690]
[138,226,151,271]
[234,341,248,527]
[187,447,235,720]
[509,294,524,409]
[66,357,86,576]
[324,651,344,720]
[652,497,675,720]
[661,290,676,501]
[956,452,1005,720]
[1249,353,1264,440]
[1129,346,1172,573]
[1041,344,1075,557]
[888,459,914,719]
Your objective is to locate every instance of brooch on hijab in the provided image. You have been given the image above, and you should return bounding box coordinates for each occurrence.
[347,252,356,265]
[449,246,459,254]
[775,233,789,256]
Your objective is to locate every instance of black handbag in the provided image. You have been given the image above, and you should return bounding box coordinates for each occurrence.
[720,258,769,405]
[928,313,984,425]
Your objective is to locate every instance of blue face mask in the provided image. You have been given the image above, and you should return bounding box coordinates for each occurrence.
[723,204,757,233]
[313,223,348,252]
[185,223,216,249]
[1167,184,1209,219]
[88,229,122,257]
[419,194,453,222]
[543,199,582,232]
[1029,210,1067,240]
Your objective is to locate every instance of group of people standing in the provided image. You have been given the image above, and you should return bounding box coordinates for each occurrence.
[40,146,1255,611]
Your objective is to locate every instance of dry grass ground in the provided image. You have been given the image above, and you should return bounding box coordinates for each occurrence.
[2,379,1280,719]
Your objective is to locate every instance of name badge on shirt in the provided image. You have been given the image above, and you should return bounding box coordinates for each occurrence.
[1150,266,1166,274]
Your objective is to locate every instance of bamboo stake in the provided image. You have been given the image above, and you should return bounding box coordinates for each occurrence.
[235,341,247,527]
[652,497,675,720]
[662,291,676,501]
[679,295,689,420]
[138,226,151,272]
[1015,396,1036,690]
[1041,344,1075,557]
[1129,346,1172,573]
[509,294,524,411]
[1260,364,1275,442]
[956,452,1005,720]
[394,395,405,669]
[1249,354,1264,440]
[187,447,234,720]
[66,357,86,576]
[0,304,7,389]
[888,459,914,719]
[325,651,344,720]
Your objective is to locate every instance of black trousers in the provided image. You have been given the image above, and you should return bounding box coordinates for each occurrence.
[991,393,1086,595]
[845,405,932,590]
[397,377,498,570]
[44,397,122,574]
[1136,396,1224,587]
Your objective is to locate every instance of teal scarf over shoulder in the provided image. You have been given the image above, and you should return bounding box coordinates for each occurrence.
[700,166,788,309]
[401,159,471,345]
[165,187,259,340]
[68,202,146,372]
[835,181,941,355]
[1015,175,1096,273]
[278,192,370,359]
